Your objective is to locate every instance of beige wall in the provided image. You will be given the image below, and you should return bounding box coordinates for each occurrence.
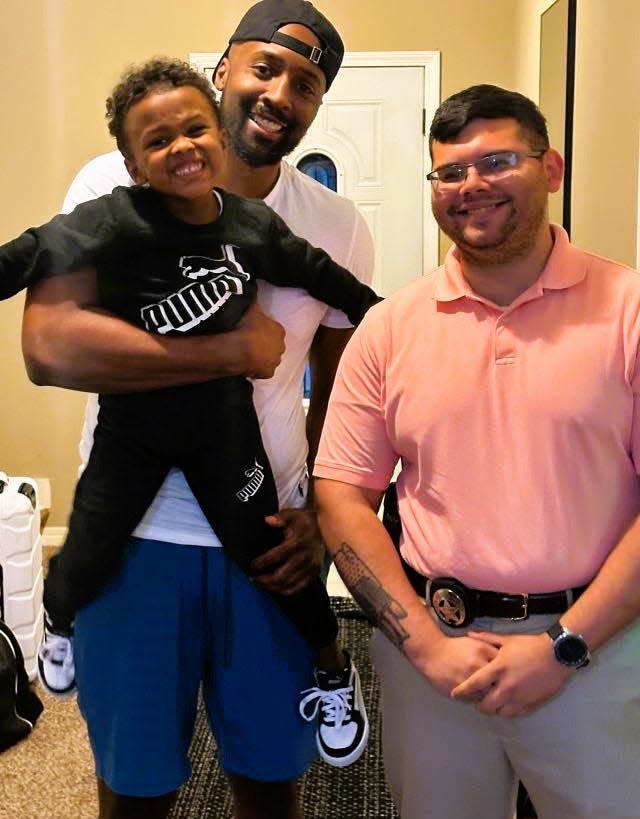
[515,0,640,266]
[571,0,640,264]
[1,0,637,526]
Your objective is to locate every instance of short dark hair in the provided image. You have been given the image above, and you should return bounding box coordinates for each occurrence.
[429,84,549,155]
[106,57,219,156]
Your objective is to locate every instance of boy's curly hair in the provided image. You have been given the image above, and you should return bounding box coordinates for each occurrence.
[106,57,219,156]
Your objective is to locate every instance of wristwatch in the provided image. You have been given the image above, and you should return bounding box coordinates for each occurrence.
[546,622,590,668]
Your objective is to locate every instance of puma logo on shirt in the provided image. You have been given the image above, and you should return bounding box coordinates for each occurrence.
[141,244,250,334]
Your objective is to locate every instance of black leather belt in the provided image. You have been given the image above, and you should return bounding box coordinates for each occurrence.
[401,558,586,628]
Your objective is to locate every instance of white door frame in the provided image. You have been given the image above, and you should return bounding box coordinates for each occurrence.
[191,50,441,275]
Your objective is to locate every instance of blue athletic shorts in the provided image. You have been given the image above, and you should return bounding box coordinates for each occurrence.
[74,537,317,796]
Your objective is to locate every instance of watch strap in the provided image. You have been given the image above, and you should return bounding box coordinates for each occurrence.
[547,621,565,641]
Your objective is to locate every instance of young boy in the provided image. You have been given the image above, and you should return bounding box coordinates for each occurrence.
[0,57,376,768]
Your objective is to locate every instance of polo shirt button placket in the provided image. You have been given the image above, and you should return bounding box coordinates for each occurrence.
[495,317,516,364]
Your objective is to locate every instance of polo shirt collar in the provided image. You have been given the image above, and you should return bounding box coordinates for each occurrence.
[434,225,588,304]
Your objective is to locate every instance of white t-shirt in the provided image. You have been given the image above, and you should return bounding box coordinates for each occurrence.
[64,151,374,546]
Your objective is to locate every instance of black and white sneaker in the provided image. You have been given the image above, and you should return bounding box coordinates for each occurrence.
[37,618,76,698]
[299,651,369,768]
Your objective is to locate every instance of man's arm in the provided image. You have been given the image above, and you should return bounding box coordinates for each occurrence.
[315,478,499,696]
[562,493,640,651]
[249,325,353,595]
[312,308,498,693]
[453,493,640,717]
[306,325,354,485]
[22,269,286,392]
[248,196,375,595]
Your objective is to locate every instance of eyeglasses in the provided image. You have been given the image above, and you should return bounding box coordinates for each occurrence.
[426,150,547,187]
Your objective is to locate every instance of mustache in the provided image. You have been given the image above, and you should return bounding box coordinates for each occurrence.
[251,99,290,128]
[448,196,511,215]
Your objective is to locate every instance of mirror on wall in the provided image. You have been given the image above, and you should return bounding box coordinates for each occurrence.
[539,0,576,235]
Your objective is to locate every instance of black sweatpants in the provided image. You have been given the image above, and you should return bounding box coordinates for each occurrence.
[44,377,339,650]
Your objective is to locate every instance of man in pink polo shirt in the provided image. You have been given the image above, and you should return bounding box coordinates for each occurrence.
[314,84,640,819]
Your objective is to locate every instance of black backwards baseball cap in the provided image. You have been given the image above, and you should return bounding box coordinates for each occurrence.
[217,0,344,90]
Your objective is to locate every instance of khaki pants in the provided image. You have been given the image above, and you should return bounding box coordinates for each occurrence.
[370,613,640,819]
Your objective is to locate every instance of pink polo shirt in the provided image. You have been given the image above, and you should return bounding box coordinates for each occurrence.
[314,227,640,593]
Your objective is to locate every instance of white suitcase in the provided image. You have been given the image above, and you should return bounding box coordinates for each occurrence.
[0,472,44,681]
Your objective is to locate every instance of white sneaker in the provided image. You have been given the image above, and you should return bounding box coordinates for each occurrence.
[299,651,369,768]
[37,621,76,698]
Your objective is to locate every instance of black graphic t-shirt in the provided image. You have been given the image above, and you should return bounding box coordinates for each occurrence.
[0,186,380,336]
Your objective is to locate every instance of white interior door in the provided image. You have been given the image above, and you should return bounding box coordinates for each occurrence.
[190,51,440,296]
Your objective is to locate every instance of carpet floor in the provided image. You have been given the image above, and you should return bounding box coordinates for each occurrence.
[169,597,399,818]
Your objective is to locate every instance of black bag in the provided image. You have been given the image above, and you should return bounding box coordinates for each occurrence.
[0,618,43,752]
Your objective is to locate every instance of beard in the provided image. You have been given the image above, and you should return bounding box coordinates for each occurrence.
[219,91,305,168]
[435,195,548,267]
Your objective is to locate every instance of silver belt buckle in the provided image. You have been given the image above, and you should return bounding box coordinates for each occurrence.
[509,593,529,620]
[427,580,468,627]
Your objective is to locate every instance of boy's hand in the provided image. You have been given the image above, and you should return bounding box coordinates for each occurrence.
[250,508,324,595]
[236,303,285,379]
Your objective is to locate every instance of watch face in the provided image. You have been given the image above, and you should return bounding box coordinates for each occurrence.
[556,633,589,666]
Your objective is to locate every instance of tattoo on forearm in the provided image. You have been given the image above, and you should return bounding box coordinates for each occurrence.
[335,543,409,647]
